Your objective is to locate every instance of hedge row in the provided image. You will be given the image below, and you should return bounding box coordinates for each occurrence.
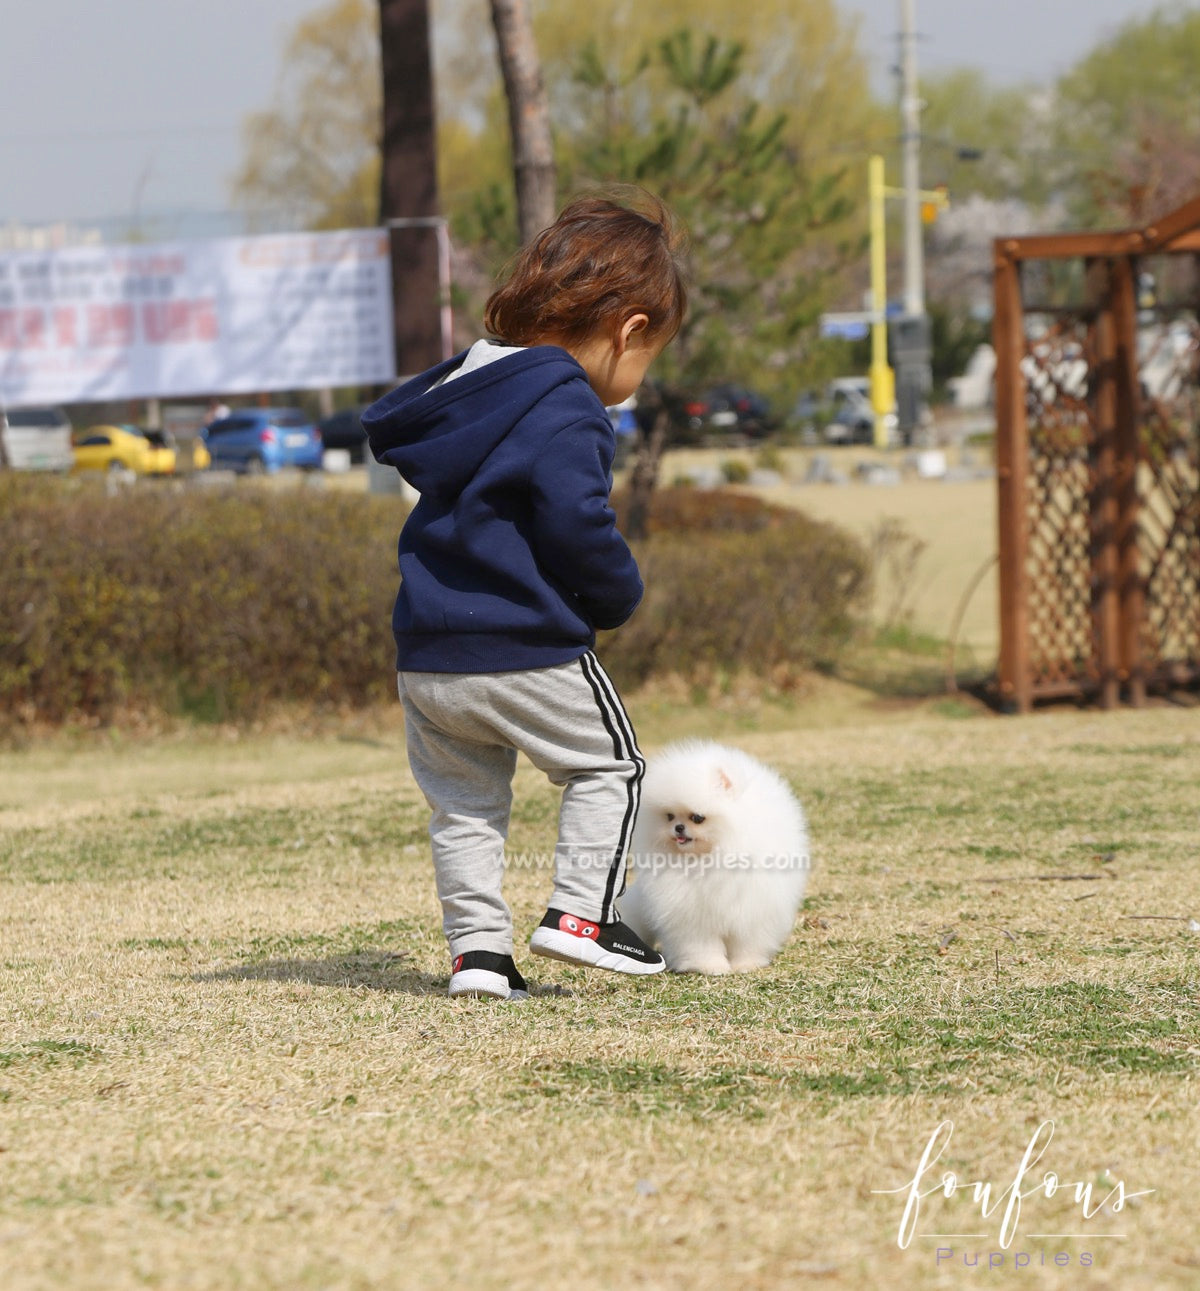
[0,476,869,724]
[607,486,870,686]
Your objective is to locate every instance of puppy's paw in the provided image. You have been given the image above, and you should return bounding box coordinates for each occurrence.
[729,954,774,973]
[670,954,733,976]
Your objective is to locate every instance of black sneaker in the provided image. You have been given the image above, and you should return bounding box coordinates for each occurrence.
[448,950,530,1000]
[529,909,666,975]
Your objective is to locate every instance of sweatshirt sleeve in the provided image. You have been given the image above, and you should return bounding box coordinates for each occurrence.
[527,418,643,630]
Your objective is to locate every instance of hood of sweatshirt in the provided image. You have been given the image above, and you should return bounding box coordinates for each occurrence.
[361,345,596,499]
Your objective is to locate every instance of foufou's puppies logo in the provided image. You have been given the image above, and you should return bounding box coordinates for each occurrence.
[873,1120,1154,1255]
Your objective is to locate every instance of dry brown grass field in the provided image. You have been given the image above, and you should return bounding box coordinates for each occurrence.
[2,683,1199,1290]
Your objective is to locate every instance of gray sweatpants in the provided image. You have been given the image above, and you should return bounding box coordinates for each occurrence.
[397,652,644,957]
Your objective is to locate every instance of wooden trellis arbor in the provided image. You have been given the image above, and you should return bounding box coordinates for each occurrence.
[993,196,1200,712]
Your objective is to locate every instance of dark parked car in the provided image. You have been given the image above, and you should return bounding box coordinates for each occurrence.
[317,405,370,463]
[669,383,776,440]
[701,384,775,437]
[202,408,323,475]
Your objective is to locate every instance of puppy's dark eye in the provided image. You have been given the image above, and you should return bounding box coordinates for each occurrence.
[665,812,675,821]
[689,813,706,825]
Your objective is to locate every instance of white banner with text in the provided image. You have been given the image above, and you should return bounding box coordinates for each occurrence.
[0,229,395,406]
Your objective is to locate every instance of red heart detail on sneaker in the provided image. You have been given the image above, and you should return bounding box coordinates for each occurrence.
[559,915,599,940]
[452,955,463,972]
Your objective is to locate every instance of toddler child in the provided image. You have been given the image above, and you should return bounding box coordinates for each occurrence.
[362,191,687,999]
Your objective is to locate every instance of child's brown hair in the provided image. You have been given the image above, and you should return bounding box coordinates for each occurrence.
[484,190,688,348]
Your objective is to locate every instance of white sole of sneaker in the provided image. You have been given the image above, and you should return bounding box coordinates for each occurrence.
[529,927,666,975]
[448,968,511,999]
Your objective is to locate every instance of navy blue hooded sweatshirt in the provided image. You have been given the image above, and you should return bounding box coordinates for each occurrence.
[362,345,643,673]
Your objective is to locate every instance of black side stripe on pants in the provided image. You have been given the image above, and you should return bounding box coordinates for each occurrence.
[578,650,645,922]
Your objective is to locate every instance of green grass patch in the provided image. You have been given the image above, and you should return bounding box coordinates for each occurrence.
[0,1040,104,1070]
[517,1059,777,1118]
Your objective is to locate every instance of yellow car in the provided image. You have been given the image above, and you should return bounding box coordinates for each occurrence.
[72,425,176,476]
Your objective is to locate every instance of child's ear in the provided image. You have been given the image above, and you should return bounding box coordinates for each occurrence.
[616,312,651,354]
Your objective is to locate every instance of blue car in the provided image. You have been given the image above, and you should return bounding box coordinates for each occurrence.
[202,408,323,474]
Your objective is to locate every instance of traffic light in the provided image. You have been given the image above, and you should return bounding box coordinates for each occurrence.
[921,184,949,224]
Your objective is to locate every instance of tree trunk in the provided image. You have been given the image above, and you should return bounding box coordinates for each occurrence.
[489,0,557,246]
[625,385,671,542]
[378,0,443,376]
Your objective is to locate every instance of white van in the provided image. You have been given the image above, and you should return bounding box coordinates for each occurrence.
[811,378,899,446]
[0,406,75,471]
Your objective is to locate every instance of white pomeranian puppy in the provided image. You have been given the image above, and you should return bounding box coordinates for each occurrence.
[620,740,811,974]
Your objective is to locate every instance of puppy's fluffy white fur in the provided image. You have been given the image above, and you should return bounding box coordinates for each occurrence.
[620,740,810,974]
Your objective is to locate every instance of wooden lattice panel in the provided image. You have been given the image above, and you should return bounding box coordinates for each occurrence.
[1021,323,1100,691]
[1138,412,1200,679]
[995,201,1200,709]
[1025,443,1097,687]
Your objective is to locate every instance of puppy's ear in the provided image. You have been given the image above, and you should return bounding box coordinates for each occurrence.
[713,765,740,797]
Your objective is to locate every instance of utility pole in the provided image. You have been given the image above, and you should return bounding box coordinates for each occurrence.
[893,0,932,443]
[900,0,923,317]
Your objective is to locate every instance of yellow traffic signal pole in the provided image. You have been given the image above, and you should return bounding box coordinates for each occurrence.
[868,153,948,450]
[868,155,894,451]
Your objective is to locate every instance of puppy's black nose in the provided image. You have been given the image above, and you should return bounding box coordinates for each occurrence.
[674,822,687,835]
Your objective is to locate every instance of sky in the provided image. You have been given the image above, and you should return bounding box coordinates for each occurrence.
[0,0,1186,237]
[848,0,1166,89]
